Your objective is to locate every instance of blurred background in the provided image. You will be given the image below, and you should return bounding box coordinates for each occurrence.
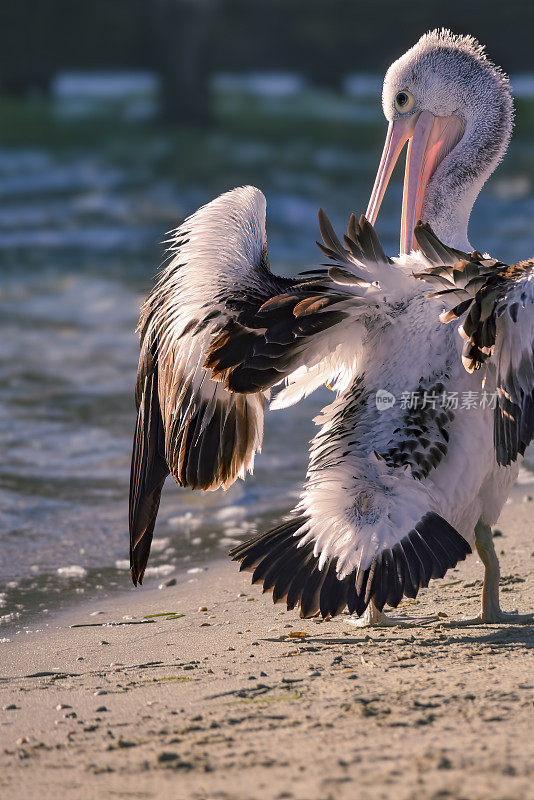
[1,0,534,630]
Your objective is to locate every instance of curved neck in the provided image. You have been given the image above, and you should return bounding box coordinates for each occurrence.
[421,99,512,251]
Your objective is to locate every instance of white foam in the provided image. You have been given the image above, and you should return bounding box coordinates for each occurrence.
[143,564,175,577]
[216,506,247,522]
[0,612,19,625]
[57,565,87,578]
[150,537,170,553]
[219,537,241,547]
[168,513,202,531]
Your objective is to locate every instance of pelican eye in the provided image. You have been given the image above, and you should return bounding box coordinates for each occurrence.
[394,90,414,113]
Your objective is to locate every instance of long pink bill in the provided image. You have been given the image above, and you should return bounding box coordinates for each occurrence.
[366,111,465,254]
[365,116,417,227]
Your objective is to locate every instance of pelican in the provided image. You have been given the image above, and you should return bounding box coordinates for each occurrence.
[129,30,534,626]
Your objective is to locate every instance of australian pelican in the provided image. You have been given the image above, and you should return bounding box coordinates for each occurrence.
[129,30,533,626]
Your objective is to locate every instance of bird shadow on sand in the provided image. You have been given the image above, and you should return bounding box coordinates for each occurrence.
[263,625,534,650]
[263,636,360,647]
[429,626,534,650]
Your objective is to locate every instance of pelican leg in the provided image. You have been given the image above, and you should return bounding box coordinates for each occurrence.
[346,600,437,628]
[445,521,533,626]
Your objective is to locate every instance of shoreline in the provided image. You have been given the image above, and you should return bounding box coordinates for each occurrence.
[2,466,533,640]
[1,498,533,799]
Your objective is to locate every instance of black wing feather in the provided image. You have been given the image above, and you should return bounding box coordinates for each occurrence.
[230,511,470,619]
[129,343,170,586]
[414,221,534,466]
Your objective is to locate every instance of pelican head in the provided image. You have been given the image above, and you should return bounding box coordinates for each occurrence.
[366,29,514,253]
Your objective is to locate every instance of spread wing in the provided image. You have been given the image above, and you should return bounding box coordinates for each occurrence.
[414,221,534,466]
[130,186,398,584]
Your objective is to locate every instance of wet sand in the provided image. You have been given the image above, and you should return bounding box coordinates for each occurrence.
[1,498,533,800]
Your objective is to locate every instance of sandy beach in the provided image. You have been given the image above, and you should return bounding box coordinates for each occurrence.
[1,496,533,800]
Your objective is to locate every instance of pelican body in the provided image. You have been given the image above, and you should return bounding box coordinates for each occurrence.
[129,31,533,626]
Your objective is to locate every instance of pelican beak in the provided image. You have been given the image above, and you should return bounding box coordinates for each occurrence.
[366,110,465,254]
